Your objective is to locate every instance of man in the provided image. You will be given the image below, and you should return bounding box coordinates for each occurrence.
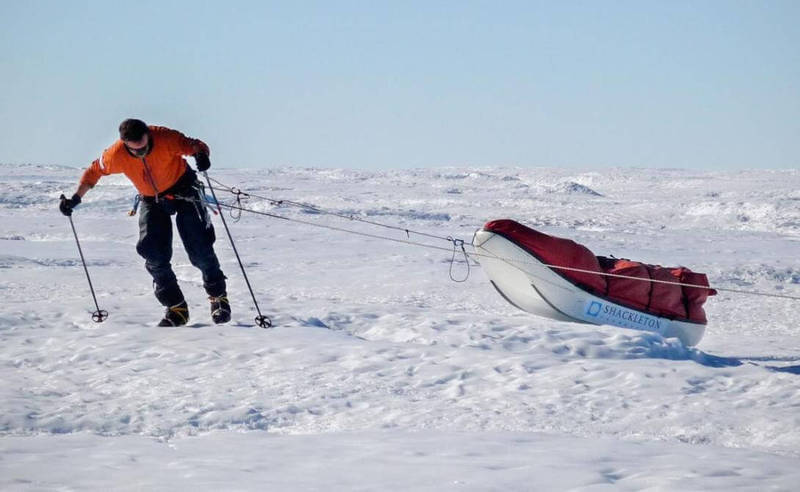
[59,118,230,327]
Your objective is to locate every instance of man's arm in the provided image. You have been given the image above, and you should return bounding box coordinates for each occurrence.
[74,182,93,198]
[163,128,211,171]
[59,157,110,215]
[78,157,111,192]
[162,127,210,156]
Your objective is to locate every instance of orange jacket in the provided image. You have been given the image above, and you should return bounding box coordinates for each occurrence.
[80,126,210,197]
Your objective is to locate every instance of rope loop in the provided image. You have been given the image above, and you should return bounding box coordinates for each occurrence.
[447,236,470,283]
[229,187,248,222]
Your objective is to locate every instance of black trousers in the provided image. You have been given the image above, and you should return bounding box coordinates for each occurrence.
[136,183,226,307]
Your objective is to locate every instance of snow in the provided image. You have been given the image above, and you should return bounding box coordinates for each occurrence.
[1,163,799,490]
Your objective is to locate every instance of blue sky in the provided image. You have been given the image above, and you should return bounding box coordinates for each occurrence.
[1,1,798,170]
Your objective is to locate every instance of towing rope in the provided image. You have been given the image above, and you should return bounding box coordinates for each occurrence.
[206,176,459,243]
[181,180,800,302]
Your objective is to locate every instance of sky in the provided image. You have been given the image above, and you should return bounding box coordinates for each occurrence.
[1,1,798,170]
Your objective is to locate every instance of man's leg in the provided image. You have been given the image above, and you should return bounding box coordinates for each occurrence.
[136,199,184,306]
[174,199,226,298]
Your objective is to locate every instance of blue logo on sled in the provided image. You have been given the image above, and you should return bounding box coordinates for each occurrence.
[586,301,602,317]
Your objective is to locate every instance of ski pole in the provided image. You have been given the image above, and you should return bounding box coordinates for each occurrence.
[62,196,108,323]
[201,173,272,328]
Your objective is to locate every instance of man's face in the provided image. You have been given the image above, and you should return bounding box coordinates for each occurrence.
[124,133,150,157]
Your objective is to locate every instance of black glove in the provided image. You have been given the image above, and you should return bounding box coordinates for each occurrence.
[59,193,82,216]
[194,152,211,172]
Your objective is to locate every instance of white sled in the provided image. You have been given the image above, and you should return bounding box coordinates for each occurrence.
[472,228,706,346]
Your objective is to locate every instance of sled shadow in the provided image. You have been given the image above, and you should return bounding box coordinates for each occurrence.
[688,352,742,368]
[692,353,800,374]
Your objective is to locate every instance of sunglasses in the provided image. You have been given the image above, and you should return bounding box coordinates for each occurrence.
[125,143,150,157]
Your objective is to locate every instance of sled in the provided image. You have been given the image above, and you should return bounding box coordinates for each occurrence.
[472,220,715,346]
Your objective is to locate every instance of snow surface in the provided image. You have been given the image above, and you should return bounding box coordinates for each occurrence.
[1,163,799,491]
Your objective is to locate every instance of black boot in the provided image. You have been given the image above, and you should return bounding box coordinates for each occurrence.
[209,294,231,324]
[157,301,189,327]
